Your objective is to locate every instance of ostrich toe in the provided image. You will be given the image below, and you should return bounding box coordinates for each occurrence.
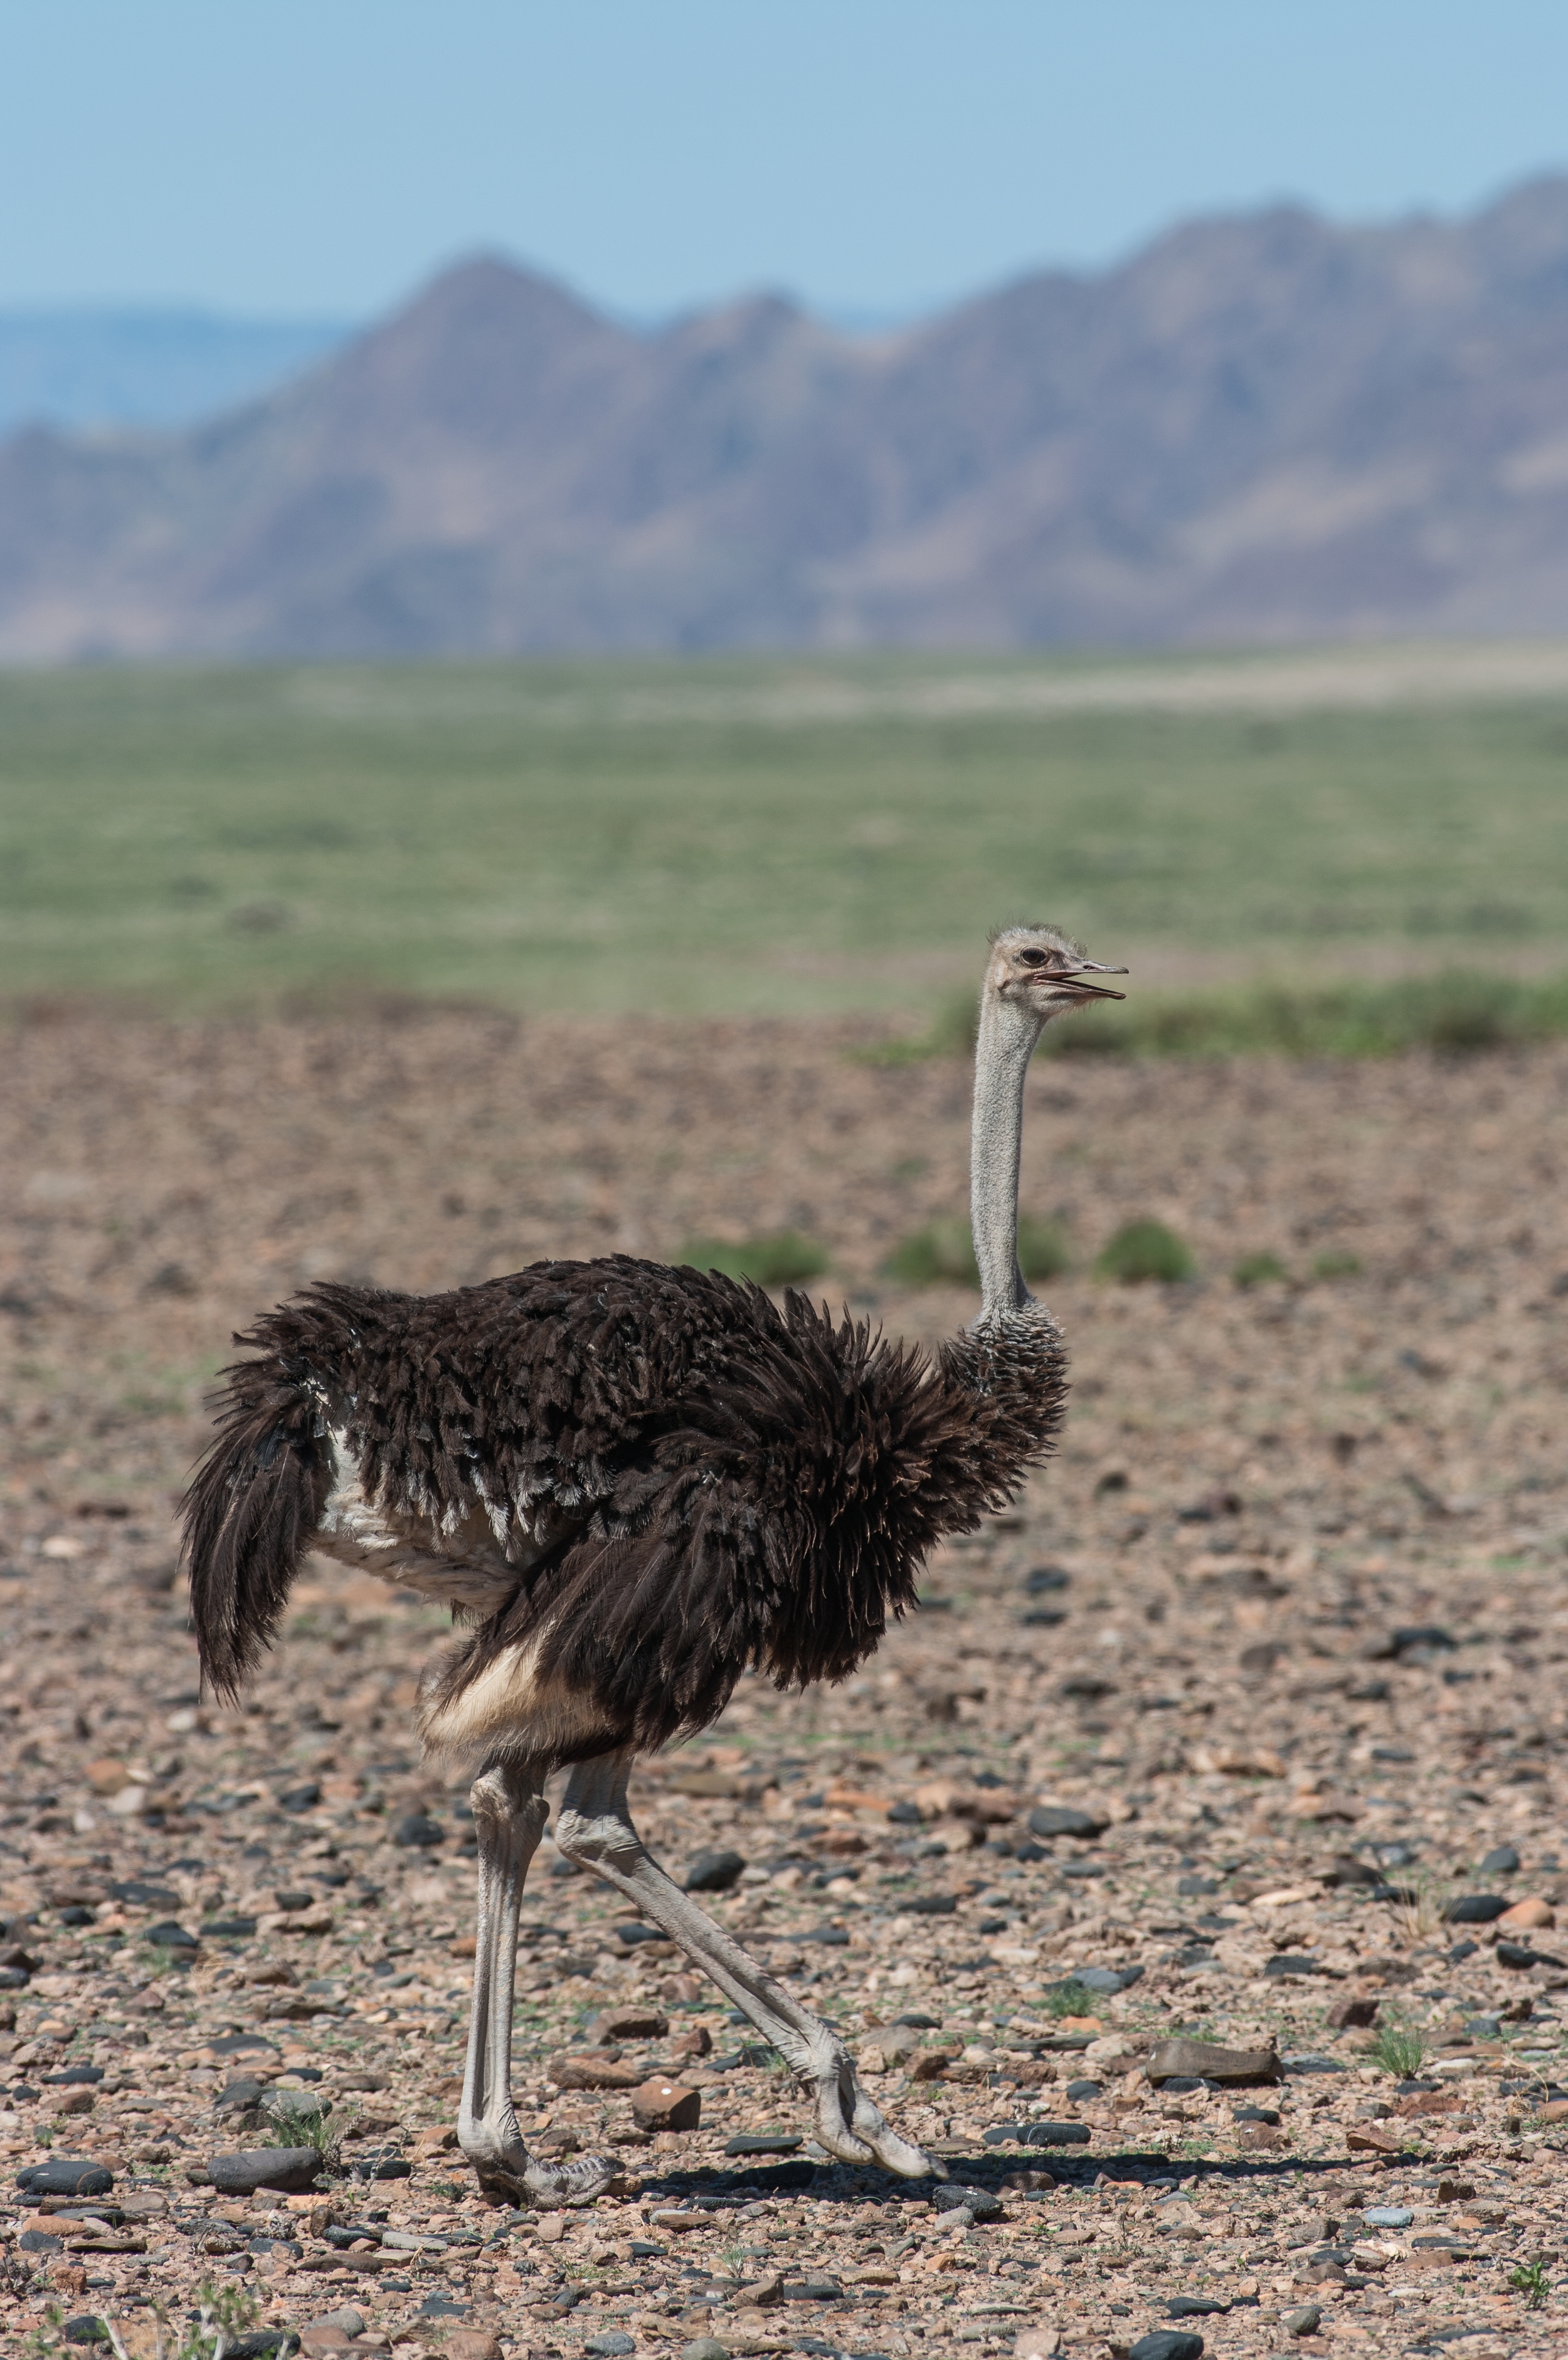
[810,2060,946,2180]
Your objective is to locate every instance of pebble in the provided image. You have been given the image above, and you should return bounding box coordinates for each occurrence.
[1444,1892,1507,1922]
[17,2161,114,2197]
[1129,2335,1205,2360]
[1283,2306,1323,2337]
[675,2341,726,2360]
[391,1812,445,1848]
[207,2146,322,2194]
[1479,1843,1521,1874]
[1147,2036,1278,2084]
[1496,1894,1555,1928]
[682,1846,746,1891]
[1027,1804,1109,1838]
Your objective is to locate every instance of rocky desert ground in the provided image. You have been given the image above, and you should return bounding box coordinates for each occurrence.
[1,1008,1565,2360]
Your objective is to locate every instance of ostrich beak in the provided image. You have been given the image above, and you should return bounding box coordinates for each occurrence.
[1051,960,1128,1002]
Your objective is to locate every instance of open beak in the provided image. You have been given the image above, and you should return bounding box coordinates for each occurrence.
[1048,960,1128,1002]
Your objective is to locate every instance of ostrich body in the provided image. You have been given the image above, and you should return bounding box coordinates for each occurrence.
[183,928,1125,2204]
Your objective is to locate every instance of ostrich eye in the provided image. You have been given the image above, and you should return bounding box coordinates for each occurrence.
[1019,948,1050,967]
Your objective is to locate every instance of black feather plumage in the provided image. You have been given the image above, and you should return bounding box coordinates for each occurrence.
[182,1255,1067,1752]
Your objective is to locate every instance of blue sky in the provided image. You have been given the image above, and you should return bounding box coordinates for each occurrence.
[4,1,1568,323]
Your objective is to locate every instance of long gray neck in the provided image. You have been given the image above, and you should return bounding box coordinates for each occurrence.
[970,991,1040,1321]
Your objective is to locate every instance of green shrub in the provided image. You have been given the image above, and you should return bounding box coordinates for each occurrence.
[1043,1977,1099,2018]
[679,1232,829,1287]
[1232,1250,1288,1288]
[1311,1248,1362,1280]
[884,1214,1070,1289]
[1095,1219,1195,1283]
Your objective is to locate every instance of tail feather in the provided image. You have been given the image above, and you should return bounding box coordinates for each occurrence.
[181,1365,331,1700]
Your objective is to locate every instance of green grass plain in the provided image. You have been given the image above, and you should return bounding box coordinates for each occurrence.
[2,648,1565,1022]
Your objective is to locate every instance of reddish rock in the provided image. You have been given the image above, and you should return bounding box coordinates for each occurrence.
[630,2075,701,2131]
[1327,1996,1380,2029]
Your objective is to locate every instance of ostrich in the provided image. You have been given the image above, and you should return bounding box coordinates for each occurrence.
[183,926,1125,2206]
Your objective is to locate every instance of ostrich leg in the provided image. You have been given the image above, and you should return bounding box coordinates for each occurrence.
[458,1757,616,2206]
[555,1749,940,2179]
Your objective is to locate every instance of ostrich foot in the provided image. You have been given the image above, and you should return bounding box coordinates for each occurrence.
[462,2128,618,2208]
[810,2062,946,2180]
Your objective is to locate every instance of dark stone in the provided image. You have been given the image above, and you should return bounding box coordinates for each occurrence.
[931,2182,1003,2220]
[1264,1954,1320,1977]
[1129,2335,1205,2360]
[1075,1964,1142,1992]
[276,1784,322,1814]
[208,2032,278,2056]
[684,1848,746,1893]
[886,1800,922,1824]
[58,1906,95,1928]
[898,1893,958,1916]
[1282,2054,1345,2074]
[1448,1939,1480,1963]
[1391,1624,1456,1654]
[778,2275,844,2300]
[1025,1565,1071,1592]
[1025,2121,1091,2146]
[16,2160,115,2196]
[61,2320,111,2347]
[891,2011,941,2028]
[585,2337,637,2358]
[1232,2105,1281,2125]
[1480,1844,1521,1876]
[415,2294,470,2319]
[144,1920,199,1950]
[802,1925,850,1946]
[1166,2296,1231,2316]
[361,2156,413,2181]
[226,2337,301,2359]
[392,1812,445,1848]
[1012,1841,1049,1863]
[1497,1940,1562,1969]
[1445,1893,1508,1923]
[273,1892,313,1912]
[19,2228,63,2251]
[202,1918,258,1939]
[724,2134,802,2156]
[1027,1805,1110,1839]
[0,1966,29,1989]
[44,2066,105,2087]
[1177,1875,1217,1896]
[1064,2078,1102,2100]
[208,2146,322,2195]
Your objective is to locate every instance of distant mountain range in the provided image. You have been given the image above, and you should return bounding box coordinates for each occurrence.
[5,177,1568,662]
[0,309,350,437]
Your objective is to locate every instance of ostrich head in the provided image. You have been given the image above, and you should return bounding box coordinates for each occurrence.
[982,923,1127,1041]
[972,924,1126,1319]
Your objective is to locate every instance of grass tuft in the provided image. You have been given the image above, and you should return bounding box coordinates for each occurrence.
[884,1214,1070,1289]
[1232,1250,1288,1287]
[1369,2013,1428,2079]
[1095,1219,1195,1284]
[1042,1977,1099,2019]
[1311,1248,1362,1279]
[678,1232,829,1287]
